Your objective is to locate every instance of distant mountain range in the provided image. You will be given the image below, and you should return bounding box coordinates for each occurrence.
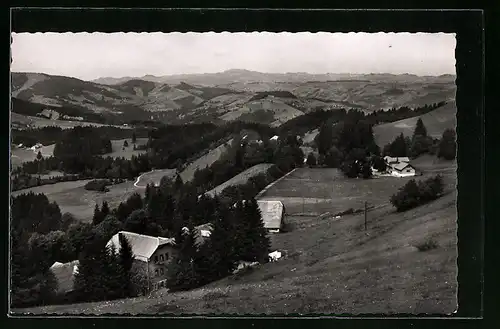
[11,70,456,127]
[92,69,456,86]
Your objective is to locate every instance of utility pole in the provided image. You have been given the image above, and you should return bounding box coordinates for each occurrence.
[364,201,368,231]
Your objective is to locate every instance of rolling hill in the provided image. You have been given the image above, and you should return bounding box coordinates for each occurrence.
[373,101,457,148]
[12,71,456,127]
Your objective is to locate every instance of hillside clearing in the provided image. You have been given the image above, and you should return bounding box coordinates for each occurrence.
[373,101,457,148]
[258,159,455,216]
[11,112,128,130]
[204,163,275,197]
[179,139,232,182]
[106,138,148,159]
[11,144,55,168]
[11,179,146,222]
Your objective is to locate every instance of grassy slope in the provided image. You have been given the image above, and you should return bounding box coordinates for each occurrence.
[373,101,457,148]
[11,113,129,130]
[179,139,233,183]
[134,169,178,188]
[14,158,457,315]
[204,163,275,197]
[11,144,56,169]
[11,180,145,222]
[106,138,148,159]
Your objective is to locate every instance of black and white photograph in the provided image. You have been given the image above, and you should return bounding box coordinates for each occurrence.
[10,31,458,315]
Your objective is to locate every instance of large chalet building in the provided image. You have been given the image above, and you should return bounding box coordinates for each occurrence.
[50,231,178,296]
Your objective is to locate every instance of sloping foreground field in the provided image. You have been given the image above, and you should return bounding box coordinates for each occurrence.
[204,163,275,197]
[179,139,232,183]
[373,101,457,148]
[15,184,457,315]
[11,180,145,222]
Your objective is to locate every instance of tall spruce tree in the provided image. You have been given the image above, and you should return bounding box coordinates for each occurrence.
[118,233,135,297]
[412,118,428,139]
[166,225,200,291]
[241,198,271,263]
[204,204,238,281]
[101,201,110,218]
[92,204,104,226]
[410,118,432,158]
[438,129,456,160]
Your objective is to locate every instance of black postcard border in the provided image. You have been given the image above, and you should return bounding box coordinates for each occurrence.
[5,5,492,329]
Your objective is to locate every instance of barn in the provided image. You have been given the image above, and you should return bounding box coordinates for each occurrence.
[257,200,285,233]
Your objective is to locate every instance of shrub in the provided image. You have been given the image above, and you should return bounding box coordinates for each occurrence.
[415,238,439,251]
[84,179,112,192]
[390,175,445,212]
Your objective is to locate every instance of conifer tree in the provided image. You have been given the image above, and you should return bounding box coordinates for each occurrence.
[412,118,428,139]
[438,129,456,160]
[118,233,135,297]
[101,201,110,219]
[241,198,271,263]
[92,204,104,226]
[204,204,238,281]
[166,225,200,291]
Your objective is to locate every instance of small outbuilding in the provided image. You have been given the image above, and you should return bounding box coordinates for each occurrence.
[257,200,285,233]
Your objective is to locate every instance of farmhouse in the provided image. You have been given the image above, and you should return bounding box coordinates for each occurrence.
[106,231,177,292]
[383,156,416,177]
[257,200,286,233]
[49,260,80,297]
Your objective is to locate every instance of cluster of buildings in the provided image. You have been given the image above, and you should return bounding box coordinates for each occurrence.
[49,200,286,297]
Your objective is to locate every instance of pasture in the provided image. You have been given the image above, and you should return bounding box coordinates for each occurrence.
[11,179,145,222]
[106,138,148,159]
[11,112,128,130]
[373,101,457,148]
[204,163,275,197]
[11,144,55,169]
[258,157,456,216]
[179,139,232,182]
[134,169,178,188]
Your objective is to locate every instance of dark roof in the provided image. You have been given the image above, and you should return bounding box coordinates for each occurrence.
[392,162,414,171]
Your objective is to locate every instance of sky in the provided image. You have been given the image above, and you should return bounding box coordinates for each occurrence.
[11,32,456,81]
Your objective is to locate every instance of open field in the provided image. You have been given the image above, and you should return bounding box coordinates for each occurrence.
[11,144,55,169]
[11,179,145,222]
[179,139,232,182]
[15,173,457,315]
[11,112,129,130]
[106,138,148,159]
[258,158,456,216]
[373,101,457,148]
[205,163,275,197]
[134,169,178,188]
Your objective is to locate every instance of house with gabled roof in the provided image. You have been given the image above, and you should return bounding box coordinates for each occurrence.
[383,156,416,177]
[106,231,177,292]
[49,260,80,297]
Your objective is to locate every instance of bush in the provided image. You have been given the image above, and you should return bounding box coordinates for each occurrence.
[415,238,439,251]
[84,179,112,192]
[390,175,444,212]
